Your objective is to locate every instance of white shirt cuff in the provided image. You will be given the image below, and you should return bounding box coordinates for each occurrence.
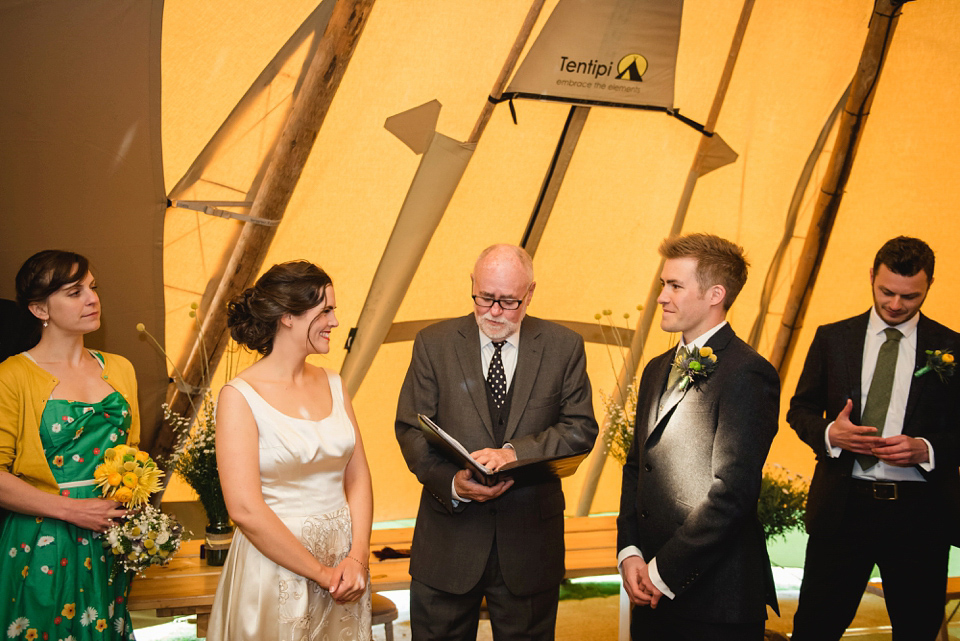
[918,437,934,471]
[647,558,676,600]
[825,421,843,457]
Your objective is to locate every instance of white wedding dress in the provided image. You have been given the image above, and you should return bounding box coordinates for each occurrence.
[207,370,371,641]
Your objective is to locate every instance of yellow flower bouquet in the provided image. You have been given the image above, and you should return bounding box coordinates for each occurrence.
[94,445,182,580]
[93,444,164,508]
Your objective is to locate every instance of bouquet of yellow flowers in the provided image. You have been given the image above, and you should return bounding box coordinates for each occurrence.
[94,445,182,580]
[93,444,164,507]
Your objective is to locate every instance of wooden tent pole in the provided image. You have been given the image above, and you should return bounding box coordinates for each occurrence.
[468,0,547,144]
[769,0,904,376]
[575,0,756,516]
[746,84,850,348]
[157,0,376,456]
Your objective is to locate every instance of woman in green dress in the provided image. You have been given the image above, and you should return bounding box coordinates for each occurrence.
[0,250,141,640]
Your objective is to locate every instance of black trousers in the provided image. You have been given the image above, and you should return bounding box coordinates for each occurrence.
[410,540,559,641]
[791,480,949,641]
[630,605,765,641]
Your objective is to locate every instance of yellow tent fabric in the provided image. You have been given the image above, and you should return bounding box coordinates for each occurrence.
[4,0,960,522]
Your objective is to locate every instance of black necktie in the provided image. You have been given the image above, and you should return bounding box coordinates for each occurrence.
[857,328,903,470]
[488,341,508,409]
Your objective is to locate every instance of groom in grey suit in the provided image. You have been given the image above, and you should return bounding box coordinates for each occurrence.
[396,244,598,641]
[618,234,780,640]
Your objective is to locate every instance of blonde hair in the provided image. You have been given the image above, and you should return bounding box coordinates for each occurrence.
[659,234,748,310]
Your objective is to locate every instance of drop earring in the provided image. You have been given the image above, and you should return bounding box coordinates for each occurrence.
[43,320,48,328]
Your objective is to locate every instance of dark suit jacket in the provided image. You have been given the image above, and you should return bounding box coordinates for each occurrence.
[618,323,780,623]
[395,314,599,596]
[787,311,960,543]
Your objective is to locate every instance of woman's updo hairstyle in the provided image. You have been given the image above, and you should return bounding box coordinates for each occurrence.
[227,261,333,355]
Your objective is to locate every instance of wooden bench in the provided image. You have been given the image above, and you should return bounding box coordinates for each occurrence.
[865,576,960,641]
[128,515,619,637]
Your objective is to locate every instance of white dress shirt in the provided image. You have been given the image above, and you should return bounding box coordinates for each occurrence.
[824,307,933,480]
[618,321,728,600]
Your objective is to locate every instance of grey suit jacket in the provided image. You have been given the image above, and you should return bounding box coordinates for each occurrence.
[618,324,780,623]
[788,311,960,543]
[395,314,598,595]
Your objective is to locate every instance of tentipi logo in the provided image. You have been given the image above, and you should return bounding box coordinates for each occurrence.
[616,54,648,82]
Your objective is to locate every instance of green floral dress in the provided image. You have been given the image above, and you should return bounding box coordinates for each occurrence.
[0,388,136,640]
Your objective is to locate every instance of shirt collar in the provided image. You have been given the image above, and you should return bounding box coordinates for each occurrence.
[678,320,727,353]
[868,306,919,341]
[478,326,520,350]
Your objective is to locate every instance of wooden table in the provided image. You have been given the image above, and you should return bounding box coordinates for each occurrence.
[128,515,619,637]
[865,576,960,641]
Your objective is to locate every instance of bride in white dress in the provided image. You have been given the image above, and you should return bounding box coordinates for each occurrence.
[207,261,372,641]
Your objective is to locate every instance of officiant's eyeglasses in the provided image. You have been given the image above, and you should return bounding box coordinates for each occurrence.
[472,295,524,310]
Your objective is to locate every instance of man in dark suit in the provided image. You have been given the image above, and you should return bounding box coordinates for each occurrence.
[789,236,960,640]
[618,233,780,641]
[395,244,598,641]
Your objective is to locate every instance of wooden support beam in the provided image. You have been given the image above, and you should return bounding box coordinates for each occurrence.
[157,0,376,457]
[769,0,904,376]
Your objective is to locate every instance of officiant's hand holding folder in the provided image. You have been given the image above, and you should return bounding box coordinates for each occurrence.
[416,414,590,487]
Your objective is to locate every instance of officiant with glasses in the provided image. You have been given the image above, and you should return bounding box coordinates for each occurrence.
[395,243,598,641]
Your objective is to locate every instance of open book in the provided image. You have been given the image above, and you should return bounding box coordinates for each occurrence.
[417,414,590,486]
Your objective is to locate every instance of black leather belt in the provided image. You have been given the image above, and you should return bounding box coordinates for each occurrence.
[851,479,928,501]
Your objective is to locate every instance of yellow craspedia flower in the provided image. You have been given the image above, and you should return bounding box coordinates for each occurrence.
[159,548,170,558]
[143,539,155,550]
[127,552,139,561]
[709,354,717,363]
[129,526,142,537]
[148,531,158,540]
[699,346,713,358]
[943,353,955,364]
[62,603,76,619]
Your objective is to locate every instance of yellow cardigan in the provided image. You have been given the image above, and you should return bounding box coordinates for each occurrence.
[0,351,141,495]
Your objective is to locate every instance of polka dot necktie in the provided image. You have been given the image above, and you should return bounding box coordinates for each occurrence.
[488,341,508,409]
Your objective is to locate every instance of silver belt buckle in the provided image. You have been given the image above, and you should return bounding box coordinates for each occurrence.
[872,482,898,500]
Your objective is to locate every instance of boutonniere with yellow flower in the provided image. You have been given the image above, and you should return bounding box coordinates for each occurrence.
[94,445,182,580]
[914,349,955,382]
[673,346,719,391]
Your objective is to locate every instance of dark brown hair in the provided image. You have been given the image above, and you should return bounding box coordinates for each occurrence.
[227,261,333,355]
[873,236,935,283]
[659,233,749,310]
[15,250,91,309]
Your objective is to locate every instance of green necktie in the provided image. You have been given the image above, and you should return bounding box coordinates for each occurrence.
[666,346,691,391]
[856,328,903,470]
